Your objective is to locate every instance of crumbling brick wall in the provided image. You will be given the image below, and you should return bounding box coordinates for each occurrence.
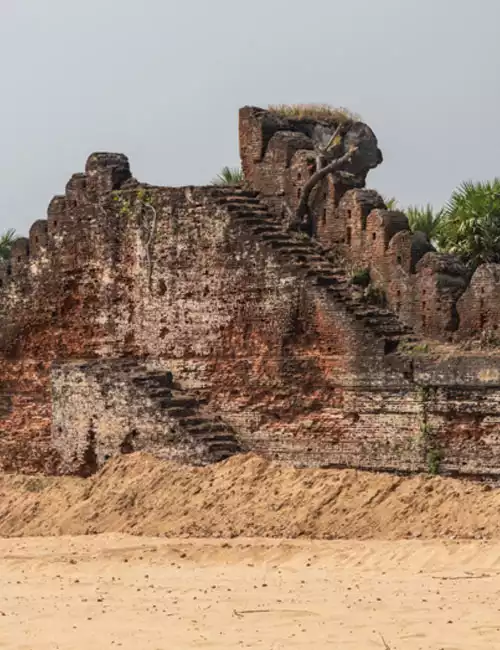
[456,264,500,340]
[239,106,500,342]
[0,153,385,472]
[0,150,422,473]
[2,109,500,477]
[51,360,224,474]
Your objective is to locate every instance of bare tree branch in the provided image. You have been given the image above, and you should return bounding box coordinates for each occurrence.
[296,147,359,223]
[323,124,344,154]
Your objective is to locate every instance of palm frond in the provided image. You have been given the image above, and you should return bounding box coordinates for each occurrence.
[438,179,500,267]
[406,204,443,240]
[0,228,19,260]
[211,166,244,186]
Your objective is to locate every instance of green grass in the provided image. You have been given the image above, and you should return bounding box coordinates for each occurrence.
[268,104,361,124]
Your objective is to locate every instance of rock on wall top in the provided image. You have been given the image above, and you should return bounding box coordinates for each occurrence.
[239,106,382,189]
[237,106,500,343]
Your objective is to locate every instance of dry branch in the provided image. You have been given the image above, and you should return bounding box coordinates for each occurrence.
[233,608,272,618]
[296,147,358,224]
[379,633,391,649]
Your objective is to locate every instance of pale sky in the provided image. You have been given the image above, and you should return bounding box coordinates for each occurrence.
[1,0,499,234]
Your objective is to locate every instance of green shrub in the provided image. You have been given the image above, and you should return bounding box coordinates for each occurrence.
[351,268,371,287]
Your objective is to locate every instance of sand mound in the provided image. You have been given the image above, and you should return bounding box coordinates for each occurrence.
[0,452,499,539]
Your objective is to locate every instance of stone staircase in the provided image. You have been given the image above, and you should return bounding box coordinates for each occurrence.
[129,366,241,463]
[211,186,417,356]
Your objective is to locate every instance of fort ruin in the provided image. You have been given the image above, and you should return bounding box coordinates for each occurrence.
[2,106,500,478]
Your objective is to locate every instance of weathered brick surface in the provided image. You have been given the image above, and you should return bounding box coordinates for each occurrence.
[1,110,500,477]
[52,359,241,474]
[456,264,500,340]
[239,107,500,342]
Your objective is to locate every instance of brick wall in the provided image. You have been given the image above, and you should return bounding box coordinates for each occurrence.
[1,110,500,478]
[51,359,241,474]
[239,106,500,343]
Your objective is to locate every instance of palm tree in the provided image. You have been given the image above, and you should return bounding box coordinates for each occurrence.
[437,180,500,267]
[0,229,18,260]
[406,204,443,242]
[211,166,244,186]
[382,198,442,243]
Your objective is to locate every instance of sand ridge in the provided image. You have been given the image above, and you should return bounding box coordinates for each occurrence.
[0,452,498,539]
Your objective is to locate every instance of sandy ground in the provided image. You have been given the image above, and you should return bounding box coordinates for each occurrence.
[1,535,500,649]
[2,453,500,647]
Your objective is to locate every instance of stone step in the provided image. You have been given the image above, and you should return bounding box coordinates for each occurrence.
[209,451,238,463]
[209,450,241,461]
[326,285,351,296]
[225,204,269,214]
[216,195,261,204]
[269,239,314,250]
[147,388,173,399]
[268,240,303,251]
[185,421,229,434]
[205,440,240,453]
[239,217,275,227]
[259,232,294,242]
[373,327,408,337]
[131,372,173,387]
[315,275,344,287]
[172,393,200,402]
[290,259,311,266]
[344,300,362,311]
[162,406,197,418]
[354,309,383,319]
[179,416,208,427]
[196,434,238,444]
[250,225,283,236]
[323,277,350,288]
[307,266,345,277]
[114,359,141,368]
[210,188,258,198]
[365,308,394,317]
[305,266,342,278]
[365,315,402,327]
[304,255,331,264]
[231,210,273,220]
[275,247,317,258]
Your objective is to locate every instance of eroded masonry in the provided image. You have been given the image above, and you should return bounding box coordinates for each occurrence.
[2,107,500,478]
